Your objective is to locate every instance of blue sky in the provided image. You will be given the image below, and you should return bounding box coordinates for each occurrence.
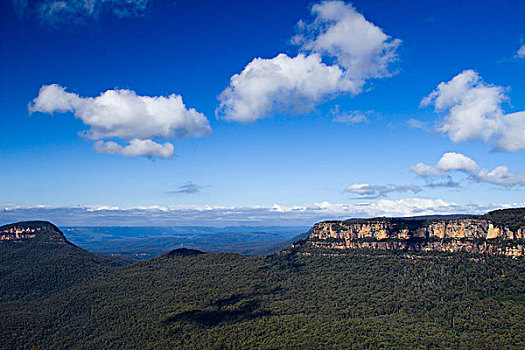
[1,0,524,226]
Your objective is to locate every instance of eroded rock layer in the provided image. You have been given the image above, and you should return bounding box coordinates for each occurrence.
[307,208,525,257]
[0,221,67,244]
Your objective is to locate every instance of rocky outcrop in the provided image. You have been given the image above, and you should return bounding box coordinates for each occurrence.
[307,208,525,257]
[0,221,67,244]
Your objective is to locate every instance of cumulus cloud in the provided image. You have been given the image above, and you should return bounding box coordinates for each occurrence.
[217,53,359,122]
[517,44,525,58]
[12,0,149,23]
[344,183,421,199]
[421,70,525,151]
[29,84,210,158]
[3,199,521,226]
[295,0,401,79]
[217,1,400,122]
[409,163,447,178]
[411,152,525,186]
[436,152,479,172]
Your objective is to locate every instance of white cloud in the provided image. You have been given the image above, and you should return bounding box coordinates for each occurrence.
[344,183,421,198]
[3,199,521,226]
[296,0,401,80]
[345,183,377,195]
[217,53,359,122]
[476,166,525,186]
[332,107,371,124]
[92,140,123,154]
[421,70,525,151]
[29,84,210,158]
[496,111,525,151]
[411,152,525,186]
[217,1,400,123]
[409,163,447,178]
[436,152,479,172]
[407,118,427,130]
[517,44,525,58]
[13,0,149,23]
[93,139,174,159]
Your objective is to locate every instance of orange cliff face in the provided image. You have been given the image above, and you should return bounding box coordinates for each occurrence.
[0,226,38,241]
[307,216,525,257]
[0,221,67,244]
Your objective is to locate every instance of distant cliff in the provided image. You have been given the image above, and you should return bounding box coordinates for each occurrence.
[0,221,67,244]
[305,208,525,257]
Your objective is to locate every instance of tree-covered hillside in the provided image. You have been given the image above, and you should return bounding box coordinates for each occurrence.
[0,222,132,302]
[1,227,524,349]
[482,208,525,233]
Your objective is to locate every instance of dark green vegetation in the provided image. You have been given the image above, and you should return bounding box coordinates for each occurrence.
[484,208,525,233]
[0,222,132,301]
[1,222,525,349]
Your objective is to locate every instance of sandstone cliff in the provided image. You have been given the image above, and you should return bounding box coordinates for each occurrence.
[306,208,525,257]
[0,221,67,244]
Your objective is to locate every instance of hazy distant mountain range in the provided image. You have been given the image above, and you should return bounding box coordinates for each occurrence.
[61,225,309,259]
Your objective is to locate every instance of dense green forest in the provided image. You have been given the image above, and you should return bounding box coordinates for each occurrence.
[483,208,525,233]
[1,225,524,350]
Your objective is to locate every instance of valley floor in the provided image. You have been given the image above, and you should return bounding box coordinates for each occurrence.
[2,244,524,349]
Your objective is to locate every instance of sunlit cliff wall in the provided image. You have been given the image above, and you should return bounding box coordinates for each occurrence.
[0,221,66,244]
[307,216,525,257]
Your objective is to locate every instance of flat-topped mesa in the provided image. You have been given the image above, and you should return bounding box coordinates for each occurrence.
[307,208,525,257]
[0,221,67,244]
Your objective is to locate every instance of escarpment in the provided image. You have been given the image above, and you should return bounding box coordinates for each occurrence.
[306,208,525,257]
[0,221,67,244]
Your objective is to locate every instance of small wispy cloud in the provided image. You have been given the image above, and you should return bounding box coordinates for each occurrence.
[12,0,149,24]
[344,183,422,199]
[166,182,202,194]
[425,180,461,189]
[407,118,428,131]
[332,106,372,124]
